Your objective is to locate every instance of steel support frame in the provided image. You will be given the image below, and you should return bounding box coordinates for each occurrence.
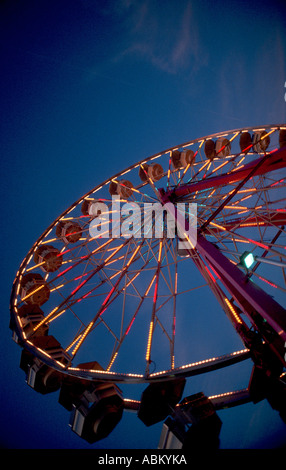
[168,146,286,200]
[159,147,286,366]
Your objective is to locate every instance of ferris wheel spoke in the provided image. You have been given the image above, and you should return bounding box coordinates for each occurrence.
[32,238,130,331]
[69,239,146,360]
[169,241,178,370]
[105,266,164,372]
[144,239,164,377]
[166,152,173,189]
[96,240,173,372]
[252,271,286,293]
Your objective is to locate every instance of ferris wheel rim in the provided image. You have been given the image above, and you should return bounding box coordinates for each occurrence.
[10,123,286,383]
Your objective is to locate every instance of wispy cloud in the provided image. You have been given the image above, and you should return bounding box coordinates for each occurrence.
[113,1,207,75]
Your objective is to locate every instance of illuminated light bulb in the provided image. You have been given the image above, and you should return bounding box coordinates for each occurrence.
[240,251,255,269]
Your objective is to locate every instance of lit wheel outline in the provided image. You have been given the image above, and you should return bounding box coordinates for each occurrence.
[10,124,286,388]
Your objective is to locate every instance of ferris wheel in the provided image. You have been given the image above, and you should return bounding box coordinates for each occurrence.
[10,124,286,449]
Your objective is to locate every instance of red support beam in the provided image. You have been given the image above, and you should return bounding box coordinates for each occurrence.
[204,211,286,234]
[194,235,286,343]
[167,147,286,199]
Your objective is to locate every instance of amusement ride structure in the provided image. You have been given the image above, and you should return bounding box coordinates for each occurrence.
[10,124,286,448]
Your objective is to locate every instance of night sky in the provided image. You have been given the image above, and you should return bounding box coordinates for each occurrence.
[1,0,286,450]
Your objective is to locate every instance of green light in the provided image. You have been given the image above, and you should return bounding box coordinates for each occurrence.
[240,251,255,269]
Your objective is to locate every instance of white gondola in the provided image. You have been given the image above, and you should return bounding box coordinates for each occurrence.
[109,179,133,198]
[215,137,231,157]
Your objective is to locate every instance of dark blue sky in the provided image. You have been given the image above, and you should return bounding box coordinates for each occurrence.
[1,0,286,449]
